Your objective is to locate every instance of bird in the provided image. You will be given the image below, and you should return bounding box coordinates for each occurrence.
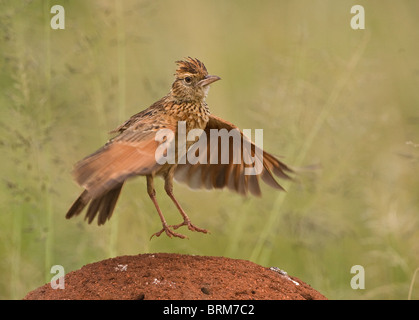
[65,57,293,239]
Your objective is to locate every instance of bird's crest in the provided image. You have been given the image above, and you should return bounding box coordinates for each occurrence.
[175,57,208,78]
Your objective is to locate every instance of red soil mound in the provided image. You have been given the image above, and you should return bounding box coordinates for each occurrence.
[24,253,326,300]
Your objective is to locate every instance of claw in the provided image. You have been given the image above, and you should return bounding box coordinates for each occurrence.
[150,220,209,240]
[150,224,188,240]
[172,219,209,234]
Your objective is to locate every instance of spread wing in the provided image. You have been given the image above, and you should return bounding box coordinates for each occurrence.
[73,122,175,199]
[174,114,293,196]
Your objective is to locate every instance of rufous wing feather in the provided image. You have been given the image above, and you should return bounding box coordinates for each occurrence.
[174,114,292,196]
[73,126,176,199]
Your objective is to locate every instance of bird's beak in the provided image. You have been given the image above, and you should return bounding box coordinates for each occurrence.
[198,75,221,87]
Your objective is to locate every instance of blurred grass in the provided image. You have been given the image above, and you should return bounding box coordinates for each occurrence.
[1,0,419,299]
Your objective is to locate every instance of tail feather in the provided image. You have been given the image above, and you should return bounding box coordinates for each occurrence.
[66,183,124,225]
[96,184,123,225]
[65,190,90,220]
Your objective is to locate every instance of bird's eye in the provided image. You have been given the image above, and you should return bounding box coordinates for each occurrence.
[184,76,192,84]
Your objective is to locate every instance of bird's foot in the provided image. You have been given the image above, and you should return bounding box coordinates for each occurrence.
[172,219,209,234]
[150,223,188,240]
[150,220,209,240]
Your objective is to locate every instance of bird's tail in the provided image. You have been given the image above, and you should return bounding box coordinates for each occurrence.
[65,182,124,225]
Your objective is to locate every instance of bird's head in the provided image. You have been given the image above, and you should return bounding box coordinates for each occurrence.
[171,57,221,102]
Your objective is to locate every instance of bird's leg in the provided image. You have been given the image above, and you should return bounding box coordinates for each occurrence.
[164,172,209,234]
[147,175,187,239]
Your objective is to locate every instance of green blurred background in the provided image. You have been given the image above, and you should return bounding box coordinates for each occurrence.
[1,0,418,300]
